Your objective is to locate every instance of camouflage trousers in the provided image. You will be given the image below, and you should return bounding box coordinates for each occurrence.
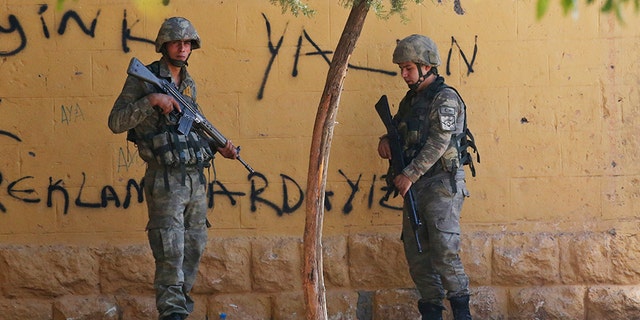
[144,166,209,319]
[401,176,470,307]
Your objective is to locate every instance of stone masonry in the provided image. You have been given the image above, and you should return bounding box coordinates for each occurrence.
[1,230,639,319]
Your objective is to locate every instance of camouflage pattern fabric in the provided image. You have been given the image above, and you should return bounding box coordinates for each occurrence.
[146,166,208,319]
[109,58,208,319]
[402,177,470,306]
[392,34,441,67]
[395,82,466,183]
[155,17,201,52]
[395,78,471,307]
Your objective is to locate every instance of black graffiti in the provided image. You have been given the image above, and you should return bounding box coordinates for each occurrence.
[0,130,21,142]
[0,126,397,217]
[257,13,287,100]
[0,166,403,217]
[0,173,4,213]
[249,172,304,216]
[257,14,398,100]
[38,5,50,38]
[0,6,153,56]
[446,35,478,76]
[0,14,26,56]
[47,177,69,213]
[35,4,101,39]
[47,174,143,214]
[324,190,335,211]
[84,174,142,210]
[208,179,246,208]
[7,176,40,206]
[0,170,145,215]
[57,9,101,37]
[121,10,154,53]
[298,29,397,76]
[338,169,361,214]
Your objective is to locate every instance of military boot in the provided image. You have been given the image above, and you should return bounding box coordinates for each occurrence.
[418,299,445,320]
[448,295,472,320]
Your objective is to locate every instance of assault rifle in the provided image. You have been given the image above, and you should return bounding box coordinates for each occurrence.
[126,57,254,174]
[375,95,423,253]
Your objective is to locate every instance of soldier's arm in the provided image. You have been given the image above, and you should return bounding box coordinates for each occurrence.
[108,76,158,134]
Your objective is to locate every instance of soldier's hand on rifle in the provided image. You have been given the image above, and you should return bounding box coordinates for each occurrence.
[148,93,181,115]
[217,140,238,160]
[378,136,392,159]
[393,173,412,197]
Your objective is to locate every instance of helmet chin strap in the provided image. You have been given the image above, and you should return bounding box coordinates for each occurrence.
[408,64,436,91]
[409,63,426,91]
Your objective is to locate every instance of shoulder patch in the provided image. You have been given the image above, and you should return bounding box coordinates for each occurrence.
[438,106,457,131]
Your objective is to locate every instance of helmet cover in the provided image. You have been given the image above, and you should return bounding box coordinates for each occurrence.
[155,17,201,53]
[392,34,440,67]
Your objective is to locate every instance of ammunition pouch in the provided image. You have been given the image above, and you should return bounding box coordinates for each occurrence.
[151,130,214,168]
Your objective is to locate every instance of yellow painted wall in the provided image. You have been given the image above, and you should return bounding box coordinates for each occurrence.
[1,0,639,245]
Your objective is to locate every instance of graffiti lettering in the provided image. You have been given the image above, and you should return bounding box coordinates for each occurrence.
[257,13,287,100]
[7,176,40,205]
[60,103,85,125]
[0,126,400,216]
[298,29,397,76]
[0,130,22,142]
[76,172,102,208]
[324,190,335,211]
[123,179,144,208]
[257,14,398,100]
[0,14,26,56]
[0,173,146,215]
[121,10,154,53]
[1,7,153,56]
[57,9,101,37]
[446,35,478,76]
[117,146,139,173]
[209,180,246,208]
[338,169,361,214]
[39,5,50,38]
[249,172,304,216]
[47,177,69,214]
[0,167,401,217]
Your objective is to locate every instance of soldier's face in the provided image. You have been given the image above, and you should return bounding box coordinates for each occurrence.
[398,62,428,86]
[165,39,192,62]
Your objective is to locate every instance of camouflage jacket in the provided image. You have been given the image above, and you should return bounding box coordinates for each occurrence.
[395,77,466,183]
[108,58,198,164]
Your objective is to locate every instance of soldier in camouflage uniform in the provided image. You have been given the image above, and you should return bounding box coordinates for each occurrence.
[377,34,473,320]
[108,17,237,320]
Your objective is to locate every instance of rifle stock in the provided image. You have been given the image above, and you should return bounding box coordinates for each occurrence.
[375,95,423,253]
[126,57,254,174]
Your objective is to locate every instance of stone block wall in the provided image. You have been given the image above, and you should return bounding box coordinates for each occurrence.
[1,230,640,319]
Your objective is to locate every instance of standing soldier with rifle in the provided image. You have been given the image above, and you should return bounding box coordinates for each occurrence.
[377,34,474,320]
[108,17,238,320]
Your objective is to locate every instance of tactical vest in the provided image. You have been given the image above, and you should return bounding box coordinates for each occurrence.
[395,77,479,182]
[126,61,215,189]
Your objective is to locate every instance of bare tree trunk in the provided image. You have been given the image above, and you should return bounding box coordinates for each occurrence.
[303,1,369,319]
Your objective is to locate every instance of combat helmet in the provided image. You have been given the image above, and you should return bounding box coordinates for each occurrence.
[154,17,201,53]
[393,34,440,67]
